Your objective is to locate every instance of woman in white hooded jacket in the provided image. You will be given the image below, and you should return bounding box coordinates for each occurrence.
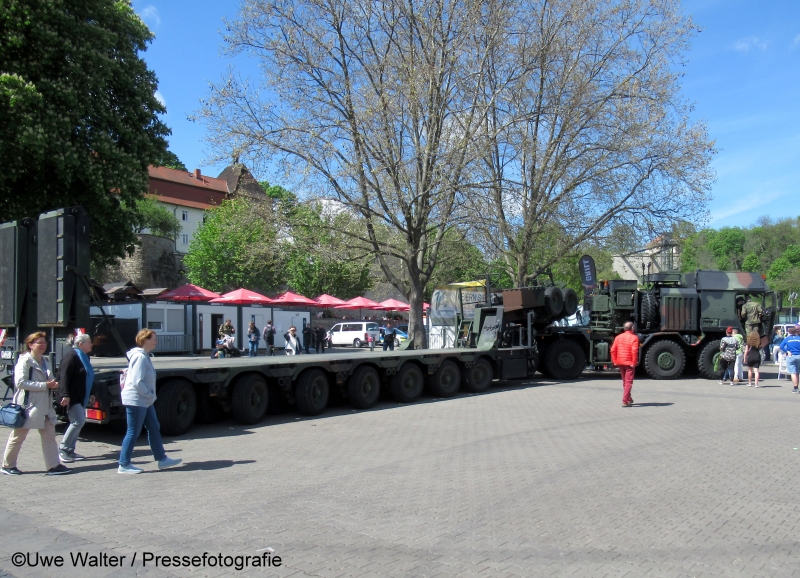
[117,329,182,474]
[2,331,71,475]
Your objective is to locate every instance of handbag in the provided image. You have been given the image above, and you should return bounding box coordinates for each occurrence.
[0,394,28,428]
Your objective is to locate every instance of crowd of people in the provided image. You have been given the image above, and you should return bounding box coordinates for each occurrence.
[2,329,182,475]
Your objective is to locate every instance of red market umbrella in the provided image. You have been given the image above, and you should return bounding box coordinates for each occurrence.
[209,288,274,305]
[335,296,384,310]
[423,302,430,310]
[378,298,410,312]
[158,284,220,302]
[272,291,318,306]
[314,294,347,307]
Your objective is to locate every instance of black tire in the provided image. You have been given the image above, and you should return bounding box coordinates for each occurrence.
[353,338,362,348]
[196,389,226,424]
[390,363,424,403]
[640,291,659,330]
[697,339,724,380]
[542,340,585,380]
[394,338,401,348]
[562,288,579,317]
[295,369,330,416]
[427,360,461,398]
[231,374,269,425]
[462,358,494,392]
[544,286,564,317]
[644,340,686,379]
[348,366,381,409]
[267,383,291,415]
[154,379,197,436]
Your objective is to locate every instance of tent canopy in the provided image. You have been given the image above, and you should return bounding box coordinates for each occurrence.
[158,284,220,302]
[209,288,273,305]
[379,298,410,311]
[335,296,383,309]
[314,294,347,307]
[271,291,318,306]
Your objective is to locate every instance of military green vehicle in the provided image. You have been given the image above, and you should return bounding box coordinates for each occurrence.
[579,270,777,379]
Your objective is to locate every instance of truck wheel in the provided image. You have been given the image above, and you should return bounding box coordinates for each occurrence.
[544,286,564,317]
[462,358,493,392]
[644,340,685,379]
[353,338,362,348]
[196,389,225,424]
[640,291,659,330]
[562,288,579,317]
[543,340,585,380]
[231,374,269,425]
[267,383,291,414]
[155,379,197,436]
[348,366,381,409]
[296,369,330,415]
[390,363,424,403]
[427,360,461,398]
[697,339,723,380]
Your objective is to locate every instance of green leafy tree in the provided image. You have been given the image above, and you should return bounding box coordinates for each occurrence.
[153,149,187,172]
[425,231,489,299]
[0,0,170,267]
[742,253,760,272]
[184,198,284,292]
[784,244,800,266]
[706,227,747,270]
[132,196,181,239]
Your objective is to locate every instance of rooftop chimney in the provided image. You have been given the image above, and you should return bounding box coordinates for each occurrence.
[194,168,201,180]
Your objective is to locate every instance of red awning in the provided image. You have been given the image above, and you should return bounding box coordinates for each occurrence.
[271,291,318,306]
[335,296,384,310]
[209,288,274,305]
[314,294,347,307]
[157,284,220,302]
[378,298,410,311]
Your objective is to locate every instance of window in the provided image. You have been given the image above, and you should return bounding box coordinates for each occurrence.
[147,308,164,331]
[182,210,189,221]
[181,234,189,245]
[147,321,163,330]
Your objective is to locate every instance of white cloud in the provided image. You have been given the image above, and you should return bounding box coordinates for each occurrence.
[154,91,166,107]
[732,36,767,53]
[139,5,161,28]
[709,190,784,222]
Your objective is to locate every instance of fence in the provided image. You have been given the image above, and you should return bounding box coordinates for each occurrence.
[154,334,193,353]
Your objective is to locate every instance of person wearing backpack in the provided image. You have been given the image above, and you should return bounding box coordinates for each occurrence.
[262,321,276,356]
[718,327,738,385]
[118,329,182,474]
[247,322,260,357]
[2,332,70,475]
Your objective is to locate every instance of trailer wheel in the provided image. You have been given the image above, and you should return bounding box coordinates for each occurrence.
[644,340,685,379]
[231,374,269,425]
[296,369,330,415]
[544,286,564,317]
[353,338,362,348]
[697,339,724,380]
[155,379,197,436]
[267,383,291,415]
[196,389,225,424]
[542,340,585,380]
[390,363,424,403]
[562,288,579,317]
[348,366,381,409]
[427,360,461,398]
[462,358,493,392]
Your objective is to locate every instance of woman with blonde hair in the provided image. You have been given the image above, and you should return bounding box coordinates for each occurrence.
[744,331,762,387]
[2,332,71,475]
[118,329,182,474]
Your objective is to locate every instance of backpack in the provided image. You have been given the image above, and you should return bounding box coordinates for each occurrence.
[720,338,737,361]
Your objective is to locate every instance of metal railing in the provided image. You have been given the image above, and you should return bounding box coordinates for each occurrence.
[154,334,193,353]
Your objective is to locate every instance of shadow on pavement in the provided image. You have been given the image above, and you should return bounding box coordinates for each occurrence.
[631,402,674,407]
[173,459,256,472]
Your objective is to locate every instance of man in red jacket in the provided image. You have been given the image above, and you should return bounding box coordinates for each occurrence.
[611,321,640,407]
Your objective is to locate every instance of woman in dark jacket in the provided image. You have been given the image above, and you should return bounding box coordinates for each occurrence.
[56,333,95,462]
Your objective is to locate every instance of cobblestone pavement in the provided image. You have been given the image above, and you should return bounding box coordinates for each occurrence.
[1,367,799,578]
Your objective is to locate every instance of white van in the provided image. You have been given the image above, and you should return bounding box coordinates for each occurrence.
[327,322,381,347]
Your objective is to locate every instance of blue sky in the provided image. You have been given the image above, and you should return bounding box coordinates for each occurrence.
[132,0,800,231]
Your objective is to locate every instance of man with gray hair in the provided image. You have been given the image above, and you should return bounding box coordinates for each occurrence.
[610,321,640,407]
[56,333,96,462]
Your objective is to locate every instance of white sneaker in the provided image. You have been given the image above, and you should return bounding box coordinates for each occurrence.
[157,457,182,470]
[118,464,143,474]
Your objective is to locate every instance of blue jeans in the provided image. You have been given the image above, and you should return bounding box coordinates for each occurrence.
[248,341,258,357]
[119,405,166,466]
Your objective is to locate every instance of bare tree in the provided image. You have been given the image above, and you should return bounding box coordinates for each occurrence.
[198,0,504,346]
[470,0,716,287]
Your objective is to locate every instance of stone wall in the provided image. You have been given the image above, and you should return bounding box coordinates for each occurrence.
[96,234,185,289]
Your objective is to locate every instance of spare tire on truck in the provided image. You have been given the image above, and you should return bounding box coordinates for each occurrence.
[544,286,564,317]
[562,288,579,317]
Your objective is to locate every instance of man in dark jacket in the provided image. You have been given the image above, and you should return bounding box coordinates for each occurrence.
[315,326,326,353]
[302,325,314,354]
[262,321,276,356]
[56,333,96,462]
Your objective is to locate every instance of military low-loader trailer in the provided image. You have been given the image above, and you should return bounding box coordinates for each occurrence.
[87,346,538,436]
